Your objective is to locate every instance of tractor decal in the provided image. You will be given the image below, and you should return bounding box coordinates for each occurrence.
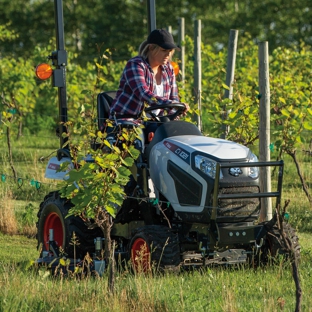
[48,163,60,170]
[163,140,190,164]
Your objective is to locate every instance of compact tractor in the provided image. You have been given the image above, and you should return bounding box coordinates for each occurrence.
[35,0,300,273]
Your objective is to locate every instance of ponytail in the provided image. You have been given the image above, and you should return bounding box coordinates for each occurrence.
[139,40,149,57]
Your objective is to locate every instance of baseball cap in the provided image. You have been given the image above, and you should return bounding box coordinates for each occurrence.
[147,29,180,50]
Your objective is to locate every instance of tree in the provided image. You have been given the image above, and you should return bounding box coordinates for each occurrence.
[2,0,312,62]
[60,121,139,291]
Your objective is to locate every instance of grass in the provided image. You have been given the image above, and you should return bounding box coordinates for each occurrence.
[0,132,312,311]
[0,232,312,312]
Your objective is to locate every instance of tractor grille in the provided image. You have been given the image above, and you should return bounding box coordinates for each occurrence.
[168,161,202,206]
[217,186,260,217]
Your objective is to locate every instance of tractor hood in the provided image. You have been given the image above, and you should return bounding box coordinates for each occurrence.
[162,135,251,162]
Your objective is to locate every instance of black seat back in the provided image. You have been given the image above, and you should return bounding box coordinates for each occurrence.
[97,91,116,130]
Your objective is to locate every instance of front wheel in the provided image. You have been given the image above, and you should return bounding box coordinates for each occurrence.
[129,225,180,273]
[265,222,300,261]
[252,222,300,266]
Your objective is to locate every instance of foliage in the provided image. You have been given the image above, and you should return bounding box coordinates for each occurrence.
[183,36,312,153]
[2,0,312,62]
[18,203,36,227]
[59,123,141,220]
[0,22,18,43]
[16,203,37,237]
[0,56,39,134]
[270,46,312,154]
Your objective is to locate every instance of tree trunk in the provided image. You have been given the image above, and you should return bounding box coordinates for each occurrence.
[17,119,23,139]
[100,211,115,293]
[7,126,17,180]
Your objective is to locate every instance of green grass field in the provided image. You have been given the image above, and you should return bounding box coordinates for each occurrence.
[0,133,311,312]
[0,232,311,312]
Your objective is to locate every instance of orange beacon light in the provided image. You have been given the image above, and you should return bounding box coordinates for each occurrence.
[35,63,53,80]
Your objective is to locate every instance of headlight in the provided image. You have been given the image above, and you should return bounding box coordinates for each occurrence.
[248,153,259,178]
[195,155,223,179]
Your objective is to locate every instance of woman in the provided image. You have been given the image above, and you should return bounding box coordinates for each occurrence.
[110,28,189,119]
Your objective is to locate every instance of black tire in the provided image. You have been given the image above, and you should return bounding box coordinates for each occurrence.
[258,222,300,265]
[36,191,102,259]
[129,225,180,273]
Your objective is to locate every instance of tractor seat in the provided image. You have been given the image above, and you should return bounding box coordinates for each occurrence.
[97,91,116,130]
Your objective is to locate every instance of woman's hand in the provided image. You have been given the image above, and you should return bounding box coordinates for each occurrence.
[182,103,190,116]
[174,103,189,120]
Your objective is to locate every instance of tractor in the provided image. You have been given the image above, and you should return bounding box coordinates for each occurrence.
[34,0,300,273]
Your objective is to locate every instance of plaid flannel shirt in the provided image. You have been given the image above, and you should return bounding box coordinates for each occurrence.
[110,56,179,117]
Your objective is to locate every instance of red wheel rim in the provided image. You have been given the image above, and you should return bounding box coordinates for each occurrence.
[43,212,64,251]
[131,238,151,272]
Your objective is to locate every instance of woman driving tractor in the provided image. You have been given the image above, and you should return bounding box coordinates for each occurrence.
[110,28,189,120]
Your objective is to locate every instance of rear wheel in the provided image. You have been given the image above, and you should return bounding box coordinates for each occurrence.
[36,191,102,259]
[129,225,180,273]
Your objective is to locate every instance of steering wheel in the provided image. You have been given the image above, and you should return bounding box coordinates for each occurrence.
[144,103,186,121]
